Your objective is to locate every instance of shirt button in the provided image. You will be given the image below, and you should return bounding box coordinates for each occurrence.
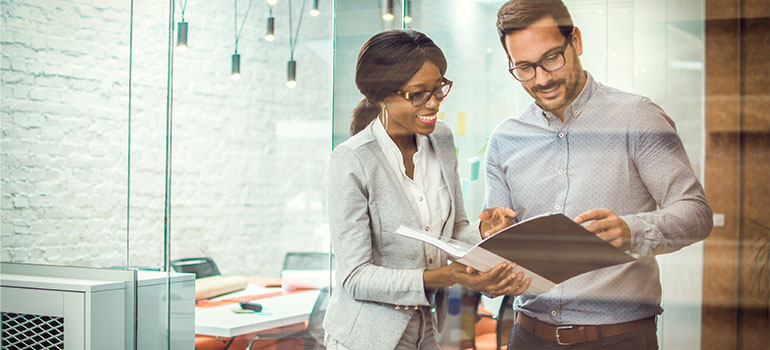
[418,196,424,201]
[558,132,565,138]
[424,226,430,231]
[428,258,433,264]
[555,205,561,210]
[551,310,557,316]
[557,169,564,175]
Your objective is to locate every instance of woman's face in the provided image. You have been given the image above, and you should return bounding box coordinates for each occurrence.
[382,60,444,137]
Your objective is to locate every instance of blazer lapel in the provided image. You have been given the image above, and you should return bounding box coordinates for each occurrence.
[363,123,421,225]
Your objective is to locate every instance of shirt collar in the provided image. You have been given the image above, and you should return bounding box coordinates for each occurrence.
[535,70,596,123]
[371,119,427,171]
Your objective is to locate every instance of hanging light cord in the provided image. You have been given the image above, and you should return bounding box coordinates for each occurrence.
[376,0,385,31]
[233,0,255,52]
[180,0,188,20]
[288,0,307,60]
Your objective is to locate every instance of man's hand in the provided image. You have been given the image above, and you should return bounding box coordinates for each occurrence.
[479,207,516,238]
[575,209,631,251]
[451,262,530,296]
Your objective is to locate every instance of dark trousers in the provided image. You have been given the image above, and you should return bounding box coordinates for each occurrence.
[508,322,658,350]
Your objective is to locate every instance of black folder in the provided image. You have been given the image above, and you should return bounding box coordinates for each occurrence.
[394,214,636,293]
[479,214,636,285]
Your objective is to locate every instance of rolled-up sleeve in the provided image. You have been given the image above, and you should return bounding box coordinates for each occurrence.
[623,99,713,257]
[483,135,515,214]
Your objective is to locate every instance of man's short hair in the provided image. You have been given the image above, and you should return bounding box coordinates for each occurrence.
[496,0,574,52]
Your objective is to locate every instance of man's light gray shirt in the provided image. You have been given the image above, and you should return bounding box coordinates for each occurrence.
[483,72,712,325]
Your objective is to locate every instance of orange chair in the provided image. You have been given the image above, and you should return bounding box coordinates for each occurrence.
[473,306,498,350]
[471,295,515,350]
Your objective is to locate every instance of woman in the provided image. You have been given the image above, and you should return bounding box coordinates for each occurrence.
[324,29,530,350]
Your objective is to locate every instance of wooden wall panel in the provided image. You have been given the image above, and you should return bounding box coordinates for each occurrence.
[736,1,770,347]
[702,1,741,349]
[702,0,770,349]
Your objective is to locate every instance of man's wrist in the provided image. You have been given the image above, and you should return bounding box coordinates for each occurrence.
[619,214,640,253]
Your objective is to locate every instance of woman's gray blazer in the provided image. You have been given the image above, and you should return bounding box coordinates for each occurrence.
[323,121,481,350]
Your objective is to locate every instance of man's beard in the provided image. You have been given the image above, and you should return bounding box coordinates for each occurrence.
[530,57,583,113]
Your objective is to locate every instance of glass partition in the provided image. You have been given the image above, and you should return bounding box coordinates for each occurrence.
[1,0,134,268]
[333,0,405,148]
[167,0,333,281]
[0,1,160,348]
[126,0,174,270]
[167,0,333,348]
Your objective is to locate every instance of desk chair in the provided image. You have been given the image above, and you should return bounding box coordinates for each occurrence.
[245,287,330,350]
[473,295,515,350]
[170,257,221,279]
[282,252,330,271]
[281,252,332,290]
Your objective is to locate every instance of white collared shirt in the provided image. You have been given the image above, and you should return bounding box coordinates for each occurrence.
[372,119,450,269]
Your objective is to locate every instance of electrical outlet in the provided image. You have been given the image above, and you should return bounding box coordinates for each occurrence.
[713,213,725,227]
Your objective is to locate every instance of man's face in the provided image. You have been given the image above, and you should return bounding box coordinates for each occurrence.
[504,16,585,117]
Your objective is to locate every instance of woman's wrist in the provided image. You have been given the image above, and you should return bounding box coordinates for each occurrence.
[423,265,456,289]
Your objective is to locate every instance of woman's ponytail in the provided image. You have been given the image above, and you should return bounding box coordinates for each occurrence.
[350,98,380,135]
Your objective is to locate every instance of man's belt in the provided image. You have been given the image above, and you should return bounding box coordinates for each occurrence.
[516,312,655,345]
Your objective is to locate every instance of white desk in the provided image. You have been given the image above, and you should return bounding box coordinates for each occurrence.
[195,288,320,337]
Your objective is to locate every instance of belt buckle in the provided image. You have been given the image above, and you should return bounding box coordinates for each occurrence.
[555,325,574,345]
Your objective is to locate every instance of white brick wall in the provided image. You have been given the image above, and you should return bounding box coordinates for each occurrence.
[1,0,332,276]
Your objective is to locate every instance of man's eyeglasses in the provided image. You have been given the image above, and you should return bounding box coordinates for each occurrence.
[508,34,572,82]
[395,78,453,107]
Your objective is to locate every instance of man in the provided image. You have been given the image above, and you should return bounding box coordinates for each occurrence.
[484,0,713,349]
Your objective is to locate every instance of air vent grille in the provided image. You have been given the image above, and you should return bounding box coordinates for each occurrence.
[1,312,64,350]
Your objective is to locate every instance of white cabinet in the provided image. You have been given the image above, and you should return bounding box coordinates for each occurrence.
[0,263,194,350]
[0,272,127,349]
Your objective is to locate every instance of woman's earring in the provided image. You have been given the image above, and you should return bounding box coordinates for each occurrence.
[380,103,389,130]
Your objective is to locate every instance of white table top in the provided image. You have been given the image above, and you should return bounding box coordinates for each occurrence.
[195,286,320,337]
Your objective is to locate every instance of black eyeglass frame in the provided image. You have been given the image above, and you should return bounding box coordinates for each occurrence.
[508,34,573,82]
[395,78,453,107]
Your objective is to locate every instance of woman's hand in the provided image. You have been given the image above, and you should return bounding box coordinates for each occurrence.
[450,262,530,296]
[478,207,516,238]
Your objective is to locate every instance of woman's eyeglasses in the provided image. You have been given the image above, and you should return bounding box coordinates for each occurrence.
[395,78,453,107]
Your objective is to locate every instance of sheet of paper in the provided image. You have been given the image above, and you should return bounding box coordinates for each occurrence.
[392,227,468,258]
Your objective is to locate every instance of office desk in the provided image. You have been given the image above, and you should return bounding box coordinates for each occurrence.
[195,287,319,338]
